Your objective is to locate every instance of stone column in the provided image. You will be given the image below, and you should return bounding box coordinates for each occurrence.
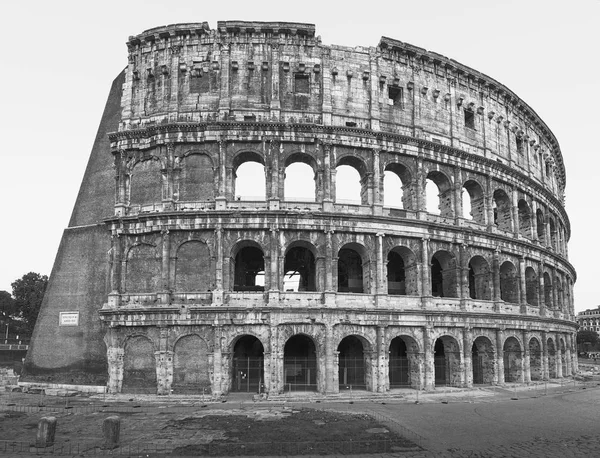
[423,326,435,390]
[519,256,527,311]
[324,230,335,306]
[564,335,572,377]
[415,160,426,219]
[109,233,122,305]
[268,140,281,210]
[268,228,280,295]
[538,260,546,315]
[458,243,469,307]
[511,188,520,236]
[463,327,473,388]
[454,167,463,224]
[325,324,335,394]
[556,333,563,378]
[376,325,387,392]
[486,176,495,230]
[322,142,333,211]
[213,227,224,305]
[161,230,170,291]
[531,200,539,242]
[372,149,383,215]
[216,140,227,209]
[541,331,549,380]
[107,346,124,394]
[210,326,223,395]
[570,332,578,375]
[420,237,431,302]
[496,329,505,384]
[492,249,501,306]
[155,327,172,395]
[375,233,386,297]
[523,330,531,383]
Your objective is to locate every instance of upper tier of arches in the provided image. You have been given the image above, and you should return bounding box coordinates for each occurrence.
[113,140,570,258]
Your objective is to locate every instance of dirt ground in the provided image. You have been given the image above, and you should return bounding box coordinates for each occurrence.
[0,392,419,456]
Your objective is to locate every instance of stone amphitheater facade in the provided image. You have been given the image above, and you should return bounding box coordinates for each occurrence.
[25,21,577,395]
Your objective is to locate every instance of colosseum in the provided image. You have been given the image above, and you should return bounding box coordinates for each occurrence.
[24,21,577,395]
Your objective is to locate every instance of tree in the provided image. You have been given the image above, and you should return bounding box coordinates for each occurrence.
[11,272,48,336]
[0,290,15,318]
[577,329,600,351]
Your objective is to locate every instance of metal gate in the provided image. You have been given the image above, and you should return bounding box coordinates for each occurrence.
[284,356,317,391]
[434,356,447,386]
[472,354,484,384]
[232,357,264,393]
[338,356,366,389]
[389,356,409,387]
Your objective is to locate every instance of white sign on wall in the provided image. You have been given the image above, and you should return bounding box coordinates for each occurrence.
[59,311,79,326]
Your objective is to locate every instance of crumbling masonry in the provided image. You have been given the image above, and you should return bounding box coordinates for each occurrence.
[24,21,577,394]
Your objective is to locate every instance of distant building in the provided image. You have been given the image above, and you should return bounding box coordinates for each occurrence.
[577,307,600,332]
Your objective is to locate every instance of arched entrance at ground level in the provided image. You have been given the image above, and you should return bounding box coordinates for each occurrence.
[122,336,156,394]
[529,338,543,381]
[472,337,495,384]
[389,336,421,389]
[547,339,557,378]
[232,335,264,393]
[284,335,317,392]
[172,335,211,394]
[434,336,461,387]
[337,336,368,390]
[503,337,523,382]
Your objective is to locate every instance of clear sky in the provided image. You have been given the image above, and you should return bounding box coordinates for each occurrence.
[1,0,598,312]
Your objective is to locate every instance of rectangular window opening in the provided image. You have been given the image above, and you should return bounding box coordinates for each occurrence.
[464,109,475,129]
[516,137,524,154]
[294,74,310,94]
[388,86,403,107]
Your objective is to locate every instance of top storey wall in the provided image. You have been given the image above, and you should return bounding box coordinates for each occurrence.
[119,21,566,199]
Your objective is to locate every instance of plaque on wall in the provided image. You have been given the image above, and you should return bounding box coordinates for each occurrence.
[59,311,79,326]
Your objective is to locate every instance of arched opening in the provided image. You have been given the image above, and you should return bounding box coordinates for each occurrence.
[179,154,215,202]
[536,209,545,240]
[468,256,492,300]
[555,277,564,311]
[335,157,367,205]
[431,250,458,298]
[284,161,316,202]
[124,244,161,293]
[283,245,316,292]
[175,241,212,291]
[547,338,557,378]
[232,335,265,393]
[493,189,512,232]
[284,335,317,392]
[543,272,553,308]
[529,338,542,381]
[525,267,538,306]
[503,337,522,383]
[500,261,519,303]
[434,336,461,387]
[462,180,485,223]
[233,153,265,200]
[338,244,367,293]
[387,250,406,295]
[173,335,211,394]
[389,337,409,388]
[234,245,265,291]
[517,200,532,238]
[383,170,403,208]
[472,336,495,384]
[129,158,162,206]
[122,336,156,393]
[383,163,412,209]
[338,336,367,390]
[426,171,453,217]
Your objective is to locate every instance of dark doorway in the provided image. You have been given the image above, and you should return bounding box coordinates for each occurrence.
[284,335,317,392]
[338,336,366,390]
[234,246,265,291]
[232,335,264,393]
[434,339,446,385]
[389,337,409,387]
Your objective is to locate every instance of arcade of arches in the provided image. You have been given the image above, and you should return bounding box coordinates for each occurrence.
[107,326,575,395]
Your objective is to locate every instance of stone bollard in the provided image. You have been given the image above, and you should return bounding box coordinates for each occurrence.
[36,416,57,447]
[102,416,121,449]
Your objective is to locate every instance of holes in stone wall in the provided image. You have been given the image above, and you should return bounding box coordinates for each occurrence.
[464,109,475,129]
[525,267,538,306]
[387,86,403,107]
[492,189,512,232]
[462,180,485,223]
[335,165,362,204]
[233,246,265,291]
[283,246,316,292]
[234,160,266,201]
[499,261,519,303]
[468,256,492,300]
[431,250,458,298]
[338,245,366,293]
[284,162,315,202]
[503,337,522,382]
